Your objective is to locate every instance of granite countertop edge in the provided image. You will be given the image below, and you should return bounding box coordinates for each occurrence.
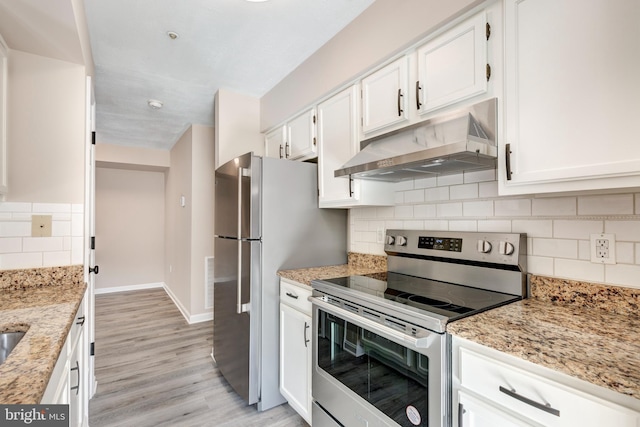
[0,265,86,404]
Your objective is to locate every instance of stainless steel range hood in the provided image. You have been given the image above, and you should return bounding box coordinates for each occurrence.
[335,98,497,182]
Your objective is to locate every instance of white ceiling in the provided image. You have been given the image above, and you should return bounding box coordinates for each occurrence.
[82,0,375,150]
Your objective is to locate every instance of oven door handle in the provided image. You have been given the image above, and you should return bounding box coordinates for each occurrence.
[309,296,435,349]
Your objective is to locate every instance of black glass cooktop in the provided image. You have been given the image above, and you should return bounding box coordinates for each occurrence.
[318,272,521,321]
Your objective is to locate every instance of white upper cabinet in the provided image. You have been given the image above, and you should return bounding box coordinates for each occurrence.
[361,56,410,134]
[265,125,285,159]
[499,0,640,195]
[317,85,394,208]
[287,107,317,161]
[0,34,8,197]
[416,11,488,115]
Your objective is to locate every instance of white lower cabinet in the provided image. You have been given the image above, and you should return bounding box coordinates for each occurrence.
[279,279,312,425]
[42,295,87,427]
[453,337,640,427]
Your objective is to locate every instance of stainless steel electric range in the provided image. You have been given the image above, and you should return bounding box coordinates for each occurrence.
[310,230,527,427]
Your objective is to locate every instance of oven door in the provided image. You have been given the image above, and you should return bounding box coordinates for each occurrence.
[311,296,449,427]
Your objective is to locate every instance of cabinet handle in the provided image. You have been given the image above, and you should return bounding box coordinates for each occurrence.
[279,144,283,159]
[505,143,513,181]
[313,137,316,147]
[70,360,80,396]
[458,403,466,427]
[348,177,354,197]
[76,316,85,326]
[89,265,99,274]
[285,292,299,299]
[415,81,422,110]
[285,142,290,158]
[304,321,310,348]
[499,386,560,417]
[397,88,404,116]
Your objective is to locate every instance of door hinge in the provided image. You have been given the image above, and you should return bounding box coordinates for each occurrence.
[91,131,96,145]
[486,64,492,81]
[312,115,316,124]
[90,342,95,356]
[91,236,96,250]
[486,22,491,40]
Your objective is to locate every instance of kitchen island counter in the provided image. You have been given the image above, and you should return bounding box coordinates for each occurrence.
[0,265,85,404]
[447,275,640,402]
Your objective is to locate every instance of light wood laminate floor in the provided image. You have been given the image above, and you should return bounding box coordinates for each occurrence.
[89,288,307,427]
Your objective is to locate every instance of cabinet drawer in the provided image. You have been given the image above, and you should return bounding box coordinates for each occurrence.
[280,279,312,315]
[459,348,638,427]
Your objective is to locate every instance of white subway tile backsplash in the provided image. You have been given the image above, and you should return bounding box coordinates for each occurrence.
[33,203,72,213]
[0,253,43,270]
[450,183,478,200]
[578,240,590,261]
[394,206,414,219]
[424,220,449,231]
[52,221,71,237]
[477,220,511,232]
[0,213,10,220]
[414,177,437,189]
[555,259,605,283]
[0,238,22,254]
[385,220,404,230]
[353,220,369,232]
[478,181,499,198]
[533,238,578,259]
[605,264,640,288]
[414,204,437,218]
[376,207,395,218]
[636,193,640,215]
[395,181,414,191]
[23,237,65,253]
[12,213,32,221]
[511,220,553,238]
[71,214,84,237]
[616,242,635,264]
[437,173,463,187]
[449,220,477,232]
[553,220,602,239]
[636,243,640,265]
[71,237,84,265]
[0,202,32,212]
[527,255,554,276]
[578,194,634,215]
[43,251,71,267]
[437,203,463,218]
[404,189,425,203]
[494,199,532,217]
[368,221,385,232]
[403,220,424,229]
[605,221,640,242]
[463,201,493,217]
[464,169,496,183]
[425,187,449,201]
[394,192,405,204]
[72,204,84,213]
[532,197,577,216]
[0,222,31,238]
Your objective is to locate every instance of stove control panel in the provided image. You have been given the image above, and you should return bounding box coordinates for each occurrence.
[418,236,462,252]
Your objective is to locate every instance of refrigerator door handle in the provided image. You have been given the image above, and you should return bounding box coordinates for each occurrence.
[237,167,250,314]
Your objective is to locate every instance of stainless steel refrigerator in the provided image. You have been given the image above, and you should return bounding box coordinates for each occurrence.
[213,152,347,411]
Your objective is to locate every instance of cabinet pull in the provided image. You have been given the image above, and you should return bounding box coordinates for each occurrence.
[397,88,404,116]
[505,143,513,181]
[458,403,466,427]
[348,177,354,197]
[70,360,80,396]
[279,144,283,159]
[76,316,85,326]
[285,292,299,299]
[415,81,422,110]
[304,321,310,348]
[285,142,290,158]
[499,386,560,417]
[89,265,99,274]
[313,137,316,146]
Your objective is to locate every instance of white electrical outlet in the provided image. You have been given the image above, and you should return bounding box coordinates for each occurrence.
[590,233,616,264]
[376,226,385,244]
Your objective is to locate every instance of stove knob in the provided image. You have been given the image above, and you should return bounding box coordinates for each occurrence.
[385,235,395,245]
[499,241,515,255]
[477,239,492,253]
[396,236,407,246]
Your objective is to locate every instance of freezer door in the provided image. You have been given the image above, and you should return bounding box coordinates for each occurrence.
[213,237,260,405]
[214,152,261,239]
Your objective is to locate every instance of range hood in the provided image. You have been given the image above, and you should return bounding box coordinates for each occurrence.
[335,98,497,182]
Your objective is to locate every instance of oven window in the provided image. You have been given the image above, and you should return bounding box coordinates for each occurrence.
[318,309,429,427]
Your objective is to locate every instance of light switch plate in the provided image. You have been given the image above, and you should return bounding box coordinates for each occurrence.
[31,215,52,237]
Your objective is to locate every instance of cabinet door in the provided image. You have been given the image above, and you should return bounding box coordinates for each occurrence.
[287,108,317,161]
[0,34,7,196]
[279,303,312,424]
[458,391,540,427]
[265,126,285,159]
[416,11,488,115]
[69,329,84,427]
[500,0,640,195]
[361,56,409,134]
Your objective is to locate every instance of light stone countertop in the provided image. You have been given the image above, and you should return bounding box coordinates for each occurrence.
[0,265,85,404]
[447,275,640,401]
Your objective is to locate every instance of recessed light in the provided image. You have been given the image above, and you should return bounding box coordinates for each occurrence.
[148,99,163,110]
[167,31,179,40]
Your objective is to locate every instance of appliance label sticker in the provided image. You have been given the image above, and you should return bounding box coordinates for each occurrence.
[406,405,421,426]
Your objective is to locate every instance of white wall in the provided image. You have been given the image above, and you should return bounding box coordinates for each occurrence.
[350,169,640,289]
[94,167,165,290]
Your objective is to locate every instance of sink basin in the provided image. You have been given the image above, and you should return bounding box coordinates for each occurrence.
[0,332,26,365]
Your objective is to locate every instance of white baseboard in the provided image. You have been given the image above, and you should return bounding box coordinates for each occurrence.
[94,282,164,294]
[162,284,213,324]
